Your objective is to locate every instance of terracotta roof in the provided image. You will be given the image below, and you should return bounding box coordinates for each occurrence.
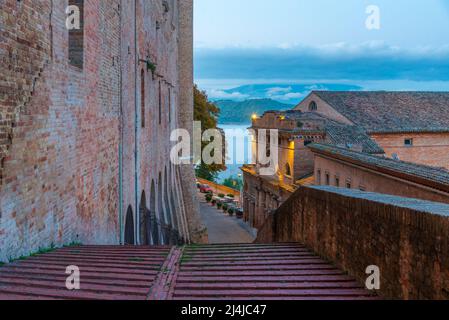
[313,91,449,133]
[281,110,384,154]
[309,143,449,193]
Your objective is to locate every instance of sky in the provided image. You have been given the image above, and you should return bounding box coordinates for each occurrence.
[194,0,449,103]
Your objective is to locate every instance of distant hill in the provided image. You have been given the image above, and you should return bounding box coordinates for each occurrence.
[215,99,293,124]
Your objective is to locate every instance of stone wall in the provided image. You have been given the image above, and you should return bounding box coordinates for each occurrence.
[256,186,449,300]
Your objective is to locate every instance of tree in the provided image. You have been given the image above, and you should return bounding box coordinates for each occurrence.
[223,176,243,191]
[194,85,226,181]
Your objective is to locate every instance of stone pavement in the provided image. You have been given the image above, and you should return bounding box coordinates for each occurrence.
[197,193,256,244]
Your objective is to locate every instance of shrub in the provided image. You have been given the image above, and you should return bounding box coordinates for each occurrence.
[218,193,225,198]
[205,194,212,202]
[228,208,235,216]
[222,204,228,211]
[217,202,222,209]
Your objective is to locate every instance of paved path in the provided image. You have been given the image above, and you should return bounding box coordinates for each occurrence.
[198,193,255,244]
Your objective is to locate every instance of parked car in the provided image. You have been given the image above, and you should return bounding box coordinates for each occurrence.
[199,184,213,194]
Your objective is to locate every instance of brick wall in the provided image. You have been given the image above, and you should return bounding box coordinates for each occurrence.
[371,132,449,170]
[256,186,449,300]
[314,154,449,204]
[0,0,199,262]
[0,0,122,261]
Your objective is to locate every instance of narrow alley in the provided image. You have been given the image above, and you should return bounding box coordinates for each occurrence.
[197,193,255,244]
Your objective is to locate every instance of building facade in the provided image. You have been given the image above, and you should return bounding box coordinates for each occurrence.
[242,91,449,231]
[0,0,206,262]
[310,143,449,204]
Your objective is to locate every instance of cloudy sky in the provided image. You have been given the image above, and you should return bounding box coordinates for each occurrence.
[194,0,449,103]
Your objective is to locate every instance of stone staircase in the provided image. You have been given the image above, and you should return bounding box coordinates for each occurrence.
[0,244,377,300]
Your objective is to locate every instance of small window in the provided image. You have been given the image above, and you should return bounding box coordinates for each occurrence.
[335,176,340,187]
[317,170,321,185]
[404,138,413,147]
[325,172,330,186]
[346,179,352,189]
[68,0,84,69]
[309,101,318,111]
[285,163,292,177]
[304,140,313,146]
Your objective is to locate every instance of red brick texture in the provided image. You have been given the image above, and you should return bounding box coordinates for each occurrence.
[0,0,196,262]
[371,132,449,170]
[256,186,449,300]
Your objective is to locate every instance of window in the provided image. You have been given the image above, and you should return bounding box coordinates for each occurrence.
[309,101,318,111]
[285,163,292,177]
[141,70,145,128]
[404,138,413,147]
[325,172,330,186]
[68,0,84,69]
[346,179,352,189]
[317,170,321,185]
[335,176,340,187]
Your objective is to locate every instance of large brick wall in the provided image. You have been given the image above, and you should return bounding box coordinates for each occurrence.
[0,0,121,261]
[256,186,449,300]
[0,0,201,262]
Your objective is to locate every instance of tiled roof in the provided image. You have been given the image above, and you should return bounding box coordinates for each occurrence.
[309,143,449,192]
[324,123,384,154]
[313,91,449,133]
[282,111,384,154]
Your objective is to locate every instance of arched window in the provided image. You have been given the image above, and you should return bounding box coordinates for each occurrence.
[309,101,317,111]
[285,163,292,177]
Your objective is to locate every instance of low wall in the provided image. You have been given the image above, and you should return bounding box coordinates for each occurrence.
[197,178,241,199]
[256,186,449,300]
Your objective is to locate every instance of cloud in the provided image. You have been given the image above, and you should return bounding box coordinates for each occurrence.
[195,42,449,81]
[207,89,249,100]
[266,86,292,96]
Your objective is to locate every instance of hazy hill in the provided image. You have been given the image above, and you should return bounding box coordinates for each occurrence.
[215,99,293,124]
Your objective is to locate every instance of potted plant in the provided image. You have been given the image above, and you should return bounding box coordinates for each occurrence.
[236,208,244,219]
[228,208,235,216]
[227,194,235,198]
[222,203,228,212]
[217,202,222,209]
[218,193,225,198]
[205,194,212,203]
[211,199,217,206]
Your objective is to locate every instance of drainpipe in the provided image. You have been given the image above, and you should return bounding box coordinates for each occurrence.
[134,0,139,244]
[118,1,123,245]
